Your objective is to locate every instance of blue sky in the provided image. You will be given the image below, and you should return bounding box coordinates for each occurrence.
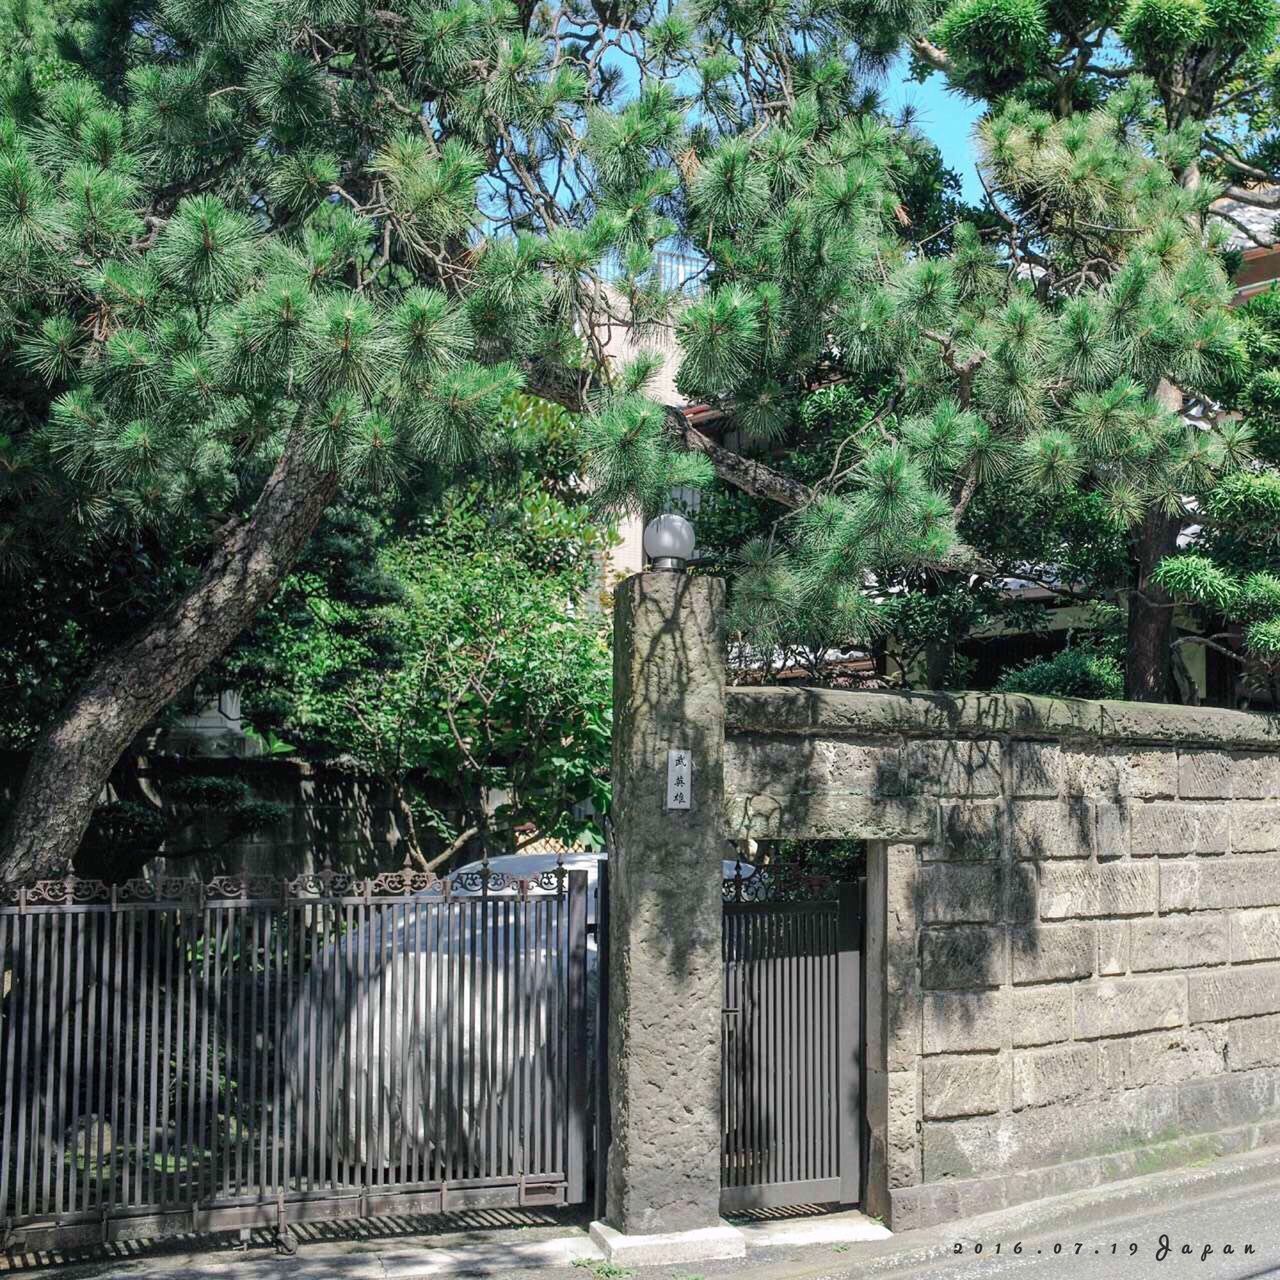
[881,57,984,204]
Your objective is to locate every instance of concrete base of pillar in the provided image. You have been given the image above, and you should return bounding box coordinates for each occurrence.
[588,1220,747,1266]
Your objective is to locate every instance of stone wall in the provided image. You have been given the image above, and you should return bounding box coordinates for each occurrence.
[724,689,1280,1231]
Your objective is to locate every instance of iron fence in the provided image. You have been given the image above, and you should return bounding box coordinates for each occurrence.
[0,869,589,1251]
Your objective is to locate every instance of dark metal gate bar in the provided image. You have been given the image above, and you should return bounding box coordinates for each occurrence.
[0,870,590,1252]
[720,879,862,1214]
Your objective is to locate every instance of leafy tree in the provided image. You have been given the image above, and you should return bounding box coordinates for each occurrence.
[226,456,613,869]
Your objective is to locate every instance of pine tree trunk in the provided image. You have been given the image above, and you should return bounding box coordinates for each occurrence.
[1124,506,1182,703]
[0,434,338,883]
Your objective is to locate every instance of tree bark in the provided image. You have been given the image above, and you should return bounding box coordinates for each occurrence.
[1124,378,1186,704]
[1124,505,1182,703]
[0,432,338,883]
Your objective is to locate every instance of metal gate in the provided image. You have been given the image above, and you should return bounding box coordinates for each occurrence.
[720,878,862,1213]
[0,869,590,1252]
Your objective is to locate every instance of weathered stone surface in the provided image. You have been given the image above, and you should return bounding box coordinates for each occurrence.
[1130,914,1229,972]
[1011,986,1073,1047]
[1004,863,1038,924]
[921,926,1007,990]
[608,572,726,1235]
[724,688,1280,752]
[904,739,1002,799]
[722,733,902,799]
[1013,1044,1095,1109]
[1073,976,1186,1039]
[1174,859,1280,911]
[1010,924,1094,985]
[1189,964,1280,1021]
[1178,1070,1277,1135]
[1129,749,1180,799]
[1010,800,1093,861]
[723,791,934,841]
[1179,751,1233,799]
[1063,747,1128,799]
[1232,753,1280,800]
[922,1054,1004,1118]
[1231,908,1280,962]
[921,1086,1179,1180]
[923,991,1006,1054]
[1009,741,1061,798]
[1039,862,1158,920]
[1094,801,1130,860]
[921,864,1001,924]
[1199,808,1231,854]
[886,1069,920,1188]
[1123,1027,1227,1087]
[1159,861,1200,912]
[938,802,1002,861]
[1230,804,1280,855]
[1130,804,1198,858]
[1229,1014,1280,1070]
[1098,920,1129,976]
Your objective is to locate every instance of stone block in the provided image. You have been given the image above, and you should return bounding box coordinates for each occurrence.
[905,739,1002,799]
[1189,963,1280,1021]
[1095,801,1130,861]
[1011,986,1073,1047]
[1229,1014,1280,1071]
[1198,807,1231,854]
[1230,804,1280,855]
[589,1221,746,1265]
[1124,1026,1226,1087]
[1098,1039,1130,1089]
[1039,862,1157,920]
[1178,1070,1276,1135]
[1160,861,1200,912]
[1073,976,1187,1039]
[922,1054,1004,1119]
[886,1069,920,1188]
[1130,914,1229,972]
[937,802,1003,861]
[724,733,903,799]
[921,926,1006,990]
[1128,749,1180,799]
[1004,863,1038,924]
[1188,860,1280,910]
[1063,747,1127,799]
[1231,908,1280,962]
[1131,804,1198,858]
[1013,1043,1095,1109]
[1010,800,1093,861]
[1011,924,1094,985]
[1009,741,1061,798]
[923,990,1006,1054]
[1098,920,1129,975]
[1232,753,1280,800]
[1179,751,1233,799]
[921,864,1001,924]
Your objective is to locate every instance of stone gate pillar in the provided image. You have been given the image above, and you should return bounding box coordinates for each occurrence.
[593,571,743,1262]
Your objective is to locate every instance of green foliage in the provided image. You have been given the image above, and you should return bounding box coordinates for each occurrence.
[997,645,1125,699]
[231,466,614,860]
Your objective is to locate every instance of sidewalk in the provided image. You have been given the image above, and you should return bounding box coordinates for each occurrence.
[8,1144,1280,1280]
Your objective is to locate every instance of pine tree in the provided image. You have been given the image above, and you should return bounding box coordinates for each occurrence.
[904,0,1280,697]
[0,0,932,880]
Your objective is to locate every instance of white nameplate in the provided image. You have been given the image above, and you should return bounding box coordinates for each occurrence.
[666,748,692,810]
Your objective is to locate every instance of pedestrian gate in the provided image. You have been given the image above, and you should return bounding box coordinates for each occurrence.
[720,879,863,1213]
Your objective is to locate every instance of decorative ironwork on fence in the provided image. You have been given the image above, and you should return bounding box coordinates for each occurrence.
[0,869,590,1251]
